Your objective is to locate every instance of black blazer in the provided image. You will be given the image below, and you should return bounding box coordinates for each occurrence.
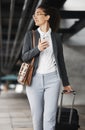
[22,30,70,87]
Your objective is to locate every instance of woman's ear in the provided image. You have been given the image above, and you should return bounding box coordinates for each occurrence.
[46,15,50,21]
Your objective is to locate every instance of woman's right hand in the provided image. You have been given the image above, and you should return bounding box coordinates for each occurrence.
[38,39,49,51]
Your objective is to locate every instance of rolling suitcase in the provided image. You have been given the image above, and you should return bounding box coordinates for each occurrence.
[55,90,80,130]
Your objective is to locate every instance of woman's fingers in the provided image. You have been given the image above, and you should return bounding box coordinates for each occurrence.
[38,40,49,51]
[63,85,73,94]
[42,42,49,47]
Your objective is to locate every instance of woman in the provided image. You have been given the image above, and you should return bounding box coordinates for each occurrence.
[22,4,73,130]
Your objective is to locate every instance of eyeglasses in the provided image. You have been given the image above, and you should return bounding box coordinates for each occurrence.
[32,13,46,17]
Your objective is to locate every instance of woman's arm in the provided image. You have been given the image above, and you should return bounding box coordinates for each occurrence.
[57,35,70,87]
[57,35,73,92]
[22,31,40,62]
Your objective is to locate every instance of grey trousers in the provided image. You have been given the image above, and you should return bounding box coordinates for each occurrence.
[26,71,61,130]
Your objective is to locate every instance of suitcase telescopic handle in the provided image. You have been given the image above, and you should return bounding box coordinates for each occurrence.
[57,90,76,124]
[62,90,76,95]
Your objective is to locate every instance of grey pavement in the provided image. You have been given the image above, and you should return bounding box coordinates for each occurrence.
[0,90,85,130]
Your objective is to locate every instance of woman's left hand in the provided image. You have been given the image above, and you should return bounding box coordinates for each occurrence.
[63,85,73,93]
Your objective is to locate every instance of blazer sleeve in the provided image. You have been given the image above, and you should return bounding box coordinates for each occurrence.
[22,31,40,62]
[57,35,70,87]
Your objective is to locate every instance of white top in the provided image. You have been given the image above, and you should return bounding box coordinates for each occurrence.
[36,27,57,74]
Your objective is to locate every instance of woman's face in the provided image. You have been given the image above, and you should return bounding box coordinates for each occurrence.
[33,8,50,26]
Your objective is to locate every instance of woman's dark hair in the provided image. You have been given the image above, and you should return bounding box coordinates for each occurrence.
[37,4,61,32]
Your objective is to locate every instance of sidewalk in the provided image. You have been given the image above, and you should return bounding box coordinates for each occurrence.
[0,90,33,130]
[0,89,85,130]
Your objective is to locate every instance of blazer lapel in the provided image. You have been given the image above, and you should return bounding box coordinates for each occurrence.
[51,32,58,60]
[35,30,40,46]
